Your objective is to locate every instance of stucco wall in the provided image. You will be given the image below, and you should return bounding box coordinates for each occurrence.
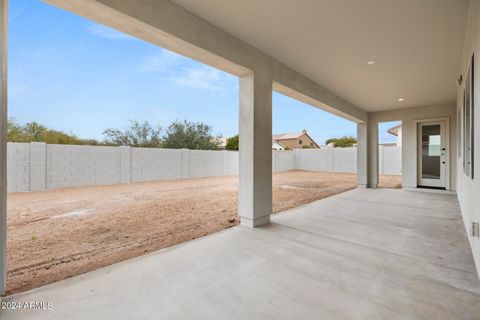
[456,0,480,277]
[370,103,457,190]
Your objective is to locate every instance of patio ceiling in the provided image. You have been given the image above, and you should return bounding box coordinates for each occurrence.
[172,0,468,112]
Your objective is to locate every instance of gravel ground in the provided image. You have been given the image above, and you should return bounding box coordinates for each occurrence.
[6,171,401,294]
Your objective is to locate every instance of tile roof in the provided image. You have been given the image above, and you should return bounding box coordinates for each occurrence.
[272,131,305,140]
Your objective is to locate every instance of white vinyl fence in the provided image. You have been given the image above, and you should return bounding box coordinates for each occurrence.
[7,142,401,192]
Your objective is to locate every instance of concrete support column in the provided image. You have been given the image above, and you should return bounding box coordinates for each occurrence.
[272,151,276,172]
[357,119,379,188]
[0,0,7,294]
[367,117,379,188]
[239,68,272,228]
[30,142,46,191]
[357,122,368,187]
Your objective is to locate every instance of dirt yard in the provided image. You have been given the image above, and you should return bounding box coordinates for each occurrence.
[6,171,401,294]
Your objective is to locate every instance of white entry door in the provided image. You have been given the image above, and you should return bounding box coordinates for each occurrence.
[417,121,447,188]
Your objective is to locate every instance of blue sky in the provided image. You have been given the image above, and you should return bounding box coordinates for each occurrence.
[8,0,397,144]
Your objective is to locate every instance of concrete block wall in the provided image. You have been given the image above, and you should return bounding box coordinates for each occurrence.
[222,150,239,176]
[120,146,131,184]
[295,146,400,175]
[295,148,335,172]
[188,149,223,178]
[7,143,30,192]
[131,147,183,182]
[30,142,46,191]
[333,147,357,173]
[379,145,402,175]
[272,150,295,172]
[6,143,401,192]
[46,144,120,189]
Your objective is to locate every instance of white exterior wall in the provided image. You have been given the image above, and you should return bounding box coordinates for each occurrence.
[370,104,457,190]
[6,143,402,192]
[456,0,480,276]
[397,127,403,146]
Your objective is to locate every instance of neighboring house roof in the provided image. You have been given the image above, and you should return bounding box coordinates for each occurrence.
[387,124,402,137]
[272,140,286,149]
[272,129,320,148]
[272,132,305,140]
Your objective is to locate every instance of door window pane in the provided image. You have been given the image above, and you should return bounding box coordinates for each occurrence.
[422,125,441,179]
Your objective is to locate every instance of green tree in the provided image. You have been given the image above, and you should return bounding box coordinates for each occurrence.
[103,120,163,147]
[7,120,25,142]
[7,119,100,145]
[163,120,221,150]
[225,134,239,150]
[325,136,357,148]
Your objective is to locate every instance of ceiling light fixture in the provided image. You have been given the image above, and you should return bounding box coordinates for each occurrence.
[397,98,405,102]
[367,61,376,65]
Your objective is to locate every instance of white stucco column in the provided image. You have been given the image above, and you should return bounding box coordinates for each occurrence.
[239,68,272,227]
[357,118,379,188]
[367,116,379,188]
[357,122,368,187]
[0,0,7,294]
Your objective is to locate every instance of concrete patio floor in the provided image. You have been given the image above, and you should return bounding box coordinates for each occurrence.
[2,188,480,319]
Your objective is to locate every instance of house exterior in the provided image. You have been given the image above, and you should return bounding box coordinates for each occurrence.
[271,140,286,150]
[387,124,402,146]
[1,0,480,317]
[272,130,319,149]
[214,137,227,149]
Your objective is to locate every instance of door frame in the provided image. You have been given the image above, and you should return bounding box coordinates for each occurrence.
[415,117,450,190]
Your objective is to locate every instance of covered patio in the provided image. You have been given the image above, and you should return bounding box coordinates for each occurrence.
[1,0,480,318]
[4,188,480,319]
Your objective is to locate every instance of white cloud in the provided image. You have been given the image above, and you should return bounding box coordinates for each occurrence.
[87,24,135,40]
[140,50,183,73]
[171,67,223,91]
[141,51,230,91]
